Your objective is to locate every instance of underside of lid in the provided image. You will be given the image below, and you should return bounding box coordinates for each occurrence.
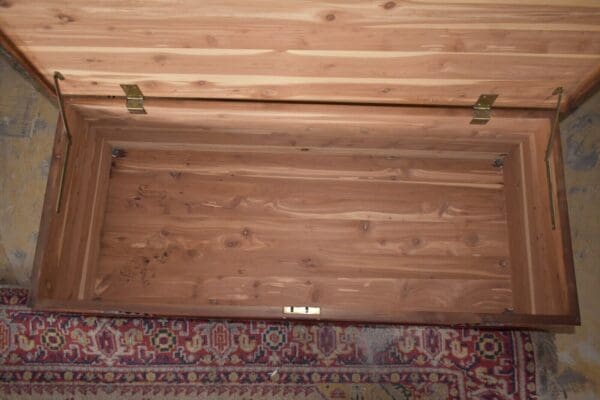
[0,0,599,110]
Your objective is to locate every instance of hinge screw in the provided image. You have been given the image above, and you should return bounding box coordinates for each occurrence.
[111,148,126,158]
[492,159,504,168]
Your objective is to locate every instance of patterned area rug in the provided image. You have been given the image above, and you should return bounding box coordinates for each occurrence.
[0,288,536,399]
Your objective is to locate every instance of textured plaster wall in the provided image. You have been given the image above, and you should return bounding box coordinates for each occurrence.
[551,91,600,399]
[0,52,598,398]
[0,53,57,285]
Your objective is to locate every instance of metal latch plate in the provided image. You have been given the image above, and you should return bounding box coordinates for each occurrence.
[283,306,321,316]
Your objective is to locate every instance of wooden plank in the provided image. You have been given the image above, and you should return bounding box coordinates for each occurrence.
[82,98,547,162]
[522,122,578,317]
[499,116,577,320]
[100,217,510,264]
[6,1,600,52]
[1,0,599,108]
[78,140,113,300]
[31,105,92,302]
[97,216,511,285]
[94,277,513,314]
[0,28,54,100]
[110,147,505,189]
[70,96,553,138]
[98,129,520,159]
[23,48,600,78]
[33,297,579,327]
[95,250,511,289]
[103,169,507,223]
[29,115,63,306]
[502,144,534,313]
[551,126,580,323]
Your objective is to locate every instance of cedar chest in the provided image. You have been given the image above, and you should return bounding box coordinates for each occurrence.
[1,0,596,327]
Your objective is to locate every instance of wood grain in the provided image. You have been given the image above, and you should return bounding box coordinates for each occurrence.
[96,276,513,315]
[103,169,507,223]
[522,121,576,316]
[551,124,580,323]
[99,218,510,276]
[90,139,511,314]
[0,28,54,100]
[35,296,578,327]
[502,144,534,313]
[106,147,506,189]
[1,0,599,108]
[31,105,94,302]
[29,115,63,306]
[29,98,579,326]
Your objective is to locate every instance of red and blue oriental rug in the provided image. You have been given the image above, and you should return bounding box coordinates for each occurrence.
[0,287,536,399]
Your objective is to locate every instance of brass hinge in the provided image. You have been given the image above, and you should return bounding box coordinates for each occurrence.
[470,94,498,125]
[283,306,321,316]
[120,84,146,114]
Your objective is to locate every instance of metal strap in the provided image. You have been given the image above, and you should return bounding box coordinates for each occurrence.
[544,87,563,230]
[53,71,72,213]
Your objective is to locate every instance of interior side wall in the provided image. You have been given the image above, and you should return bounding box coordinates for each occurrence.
[503,144,533,314]
[32,103,106,303]
[32,98,577,325]
[527,123,578,318]
[503,121,578,320]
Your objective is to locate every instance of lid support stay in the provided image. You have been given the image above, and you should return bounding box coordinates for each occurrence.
[545,87,564,230]
[52,71,72,213]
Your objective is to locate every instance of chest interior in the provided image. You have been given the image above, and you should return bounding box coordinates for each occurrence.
[32,97,577,326]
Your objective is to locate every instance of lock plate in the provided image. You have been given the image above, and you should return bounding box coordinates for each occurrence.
[283,306,321,316]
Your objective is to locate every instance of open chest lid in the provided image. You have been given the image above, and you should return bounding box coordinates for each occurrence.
[1,0,599,111]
